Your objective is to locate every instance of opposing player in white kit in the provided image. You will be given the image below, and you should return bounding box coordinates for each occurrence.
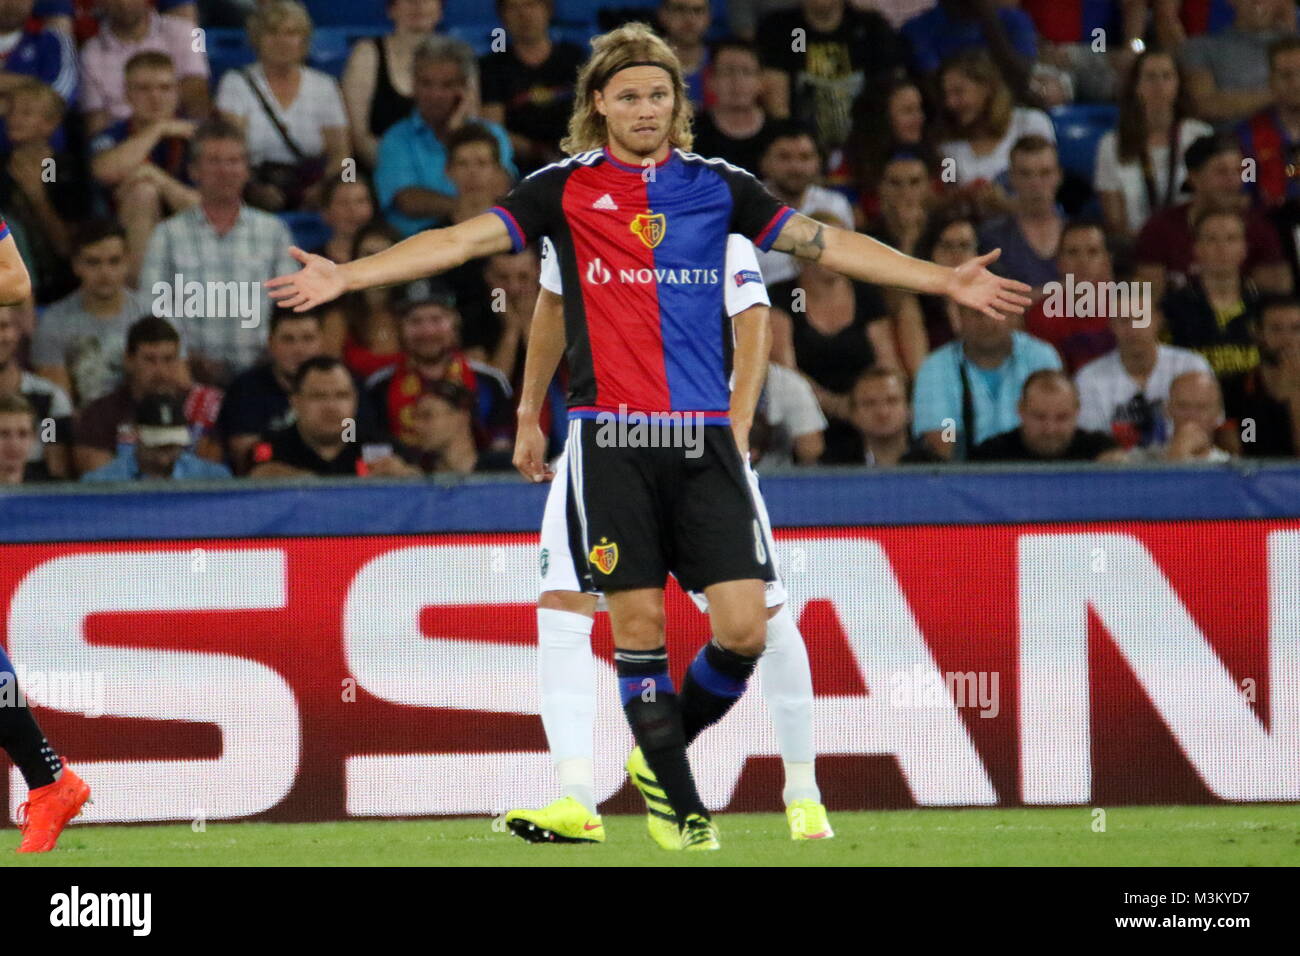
[505,235,833,847]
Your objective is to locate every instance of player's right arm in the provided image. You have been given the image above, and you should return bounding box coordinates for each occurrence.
[267,212,514,312]
[0,222,33,305]
[513,289,565,482]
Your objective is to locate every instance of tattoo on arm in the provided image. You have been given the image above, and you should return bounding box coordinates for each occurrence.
[772,214,827,260]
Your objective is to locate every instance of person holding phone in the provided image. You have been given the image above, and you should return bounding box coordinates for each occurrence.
[375,35,518,238]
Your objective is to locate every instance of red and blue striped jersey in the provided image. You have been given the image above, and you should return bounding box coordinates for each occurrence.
[490,146,795,419]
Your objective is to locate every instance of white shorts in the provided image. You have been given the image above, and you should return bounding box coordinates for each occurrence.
[538,450,788,613]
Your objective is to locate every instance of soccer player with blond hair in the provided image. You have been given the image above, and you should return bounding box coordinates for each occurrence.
[269,22,1028,850]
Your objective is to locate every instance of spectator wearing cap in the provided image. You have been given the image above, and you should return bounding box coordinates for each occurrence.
[249,356,415,478]
[0,304,72,478]
[1182,0,1293,124]
[1134,132,1291,301]
[402,379,479,474]
[82,392,231,480]
[364,281,514,462]
[32,220,151,408]
[970,370,1123,462]
[1127,369,1234,462]
[1222,295,1300,457]
[824,366,939,465]
[1023,221,1118,373]
[754,123,856,287]
[375,35,517,238]
[478,0,584,177]
[1239,37,1300,209]
[0,392,45,482]
[138,119,298,385]
[688,40,773,177]
[1076,304,1213,451]
[216,309,324,473]
[90,51,200,283]
[976,135,1063,295]
[73,315,223,475]
[1161,208,1263,379]
[79,0,210,135]
[912,301,1062,460]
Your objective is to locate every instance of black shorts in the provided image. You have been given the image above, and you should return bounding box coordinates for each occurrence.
[563,417,777,595]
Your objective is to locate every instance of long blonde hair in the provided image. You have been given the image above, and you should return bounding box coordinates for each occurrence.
[560,22,694,156]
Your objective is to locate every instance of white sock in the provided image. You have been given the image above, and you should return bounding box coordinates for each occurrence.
[537,607,597,813]
[759,604,822,805]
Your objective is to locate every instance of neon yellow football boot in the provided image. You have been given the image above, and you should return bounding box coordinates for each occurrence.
[786,798,834,840]
[505,796,605,844]
[681,813,721,851]
[625,747,682,850]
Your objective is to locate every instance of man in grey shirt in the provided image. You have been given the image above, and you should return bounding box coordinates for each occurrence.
[32,221,151,407]
[1182,0,1296,122]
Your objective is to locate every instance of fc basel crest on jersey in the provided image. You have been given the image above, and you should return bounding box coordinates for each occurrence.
[589,538,619,575]
[629,213,666,249]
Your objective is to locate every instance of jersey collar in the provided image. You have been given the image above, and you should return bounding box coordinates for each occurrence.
[602,145,679,175]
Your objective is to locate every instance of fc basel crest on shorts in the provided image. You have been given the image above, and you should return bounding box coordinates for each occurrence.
[629,212,666,248]
[589,538,619,575]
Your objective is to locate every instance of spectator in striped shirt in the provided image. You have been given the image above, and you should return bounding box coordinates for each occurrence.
[138,118,298,386]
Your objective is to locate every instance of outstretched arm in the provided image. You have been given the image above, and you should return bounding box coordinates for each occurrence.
[770,213,1031,321]
[513,286,567,483]
[267,212,515,311]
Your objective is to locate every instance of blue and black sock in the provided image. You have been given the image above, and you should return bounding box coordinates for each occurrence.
[0,645,61,789]
[616,647,708,823]
[680,639,761,745]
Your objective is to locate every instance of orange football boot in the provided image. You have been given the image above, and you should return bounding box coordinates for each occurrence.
[16,763,90,853]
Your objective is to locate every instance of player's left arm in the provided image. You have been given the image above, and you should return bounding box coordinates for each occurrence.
[729,303,770,463]
[770,213,1031,321]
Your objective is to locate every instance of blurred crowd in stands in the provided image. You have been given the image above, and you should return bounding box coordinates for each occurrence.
[2,0,1300,485]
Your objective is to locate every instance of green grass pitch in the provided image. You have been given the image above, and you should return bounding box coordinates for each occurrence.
[2,805,1296,866]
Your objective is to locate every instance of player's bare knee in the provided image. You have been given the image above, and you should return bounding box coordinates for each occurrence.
[714,616,767,658]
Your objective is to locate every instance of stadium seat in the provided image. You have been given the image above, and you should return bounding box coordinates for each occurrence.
[305,0,389,28]
[279,211,331,254]
[1050,104,1118,184]
[204,27,256,86]
[308,26,389,78]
